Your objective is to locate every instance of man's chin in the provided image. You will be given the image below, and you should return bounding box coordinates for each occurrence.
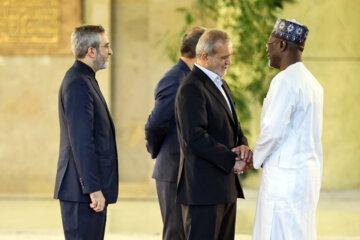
[98,62,108,70]
[268,60,275,68]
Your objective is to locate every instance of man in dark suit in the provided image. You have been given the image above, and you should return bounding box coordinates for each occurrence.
[145,27,205,240]
[54,25,118,240]
[175,29,253,240]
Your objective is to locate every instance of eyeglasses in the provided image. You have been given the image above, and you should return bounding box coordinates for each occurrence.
[101,44,111,50]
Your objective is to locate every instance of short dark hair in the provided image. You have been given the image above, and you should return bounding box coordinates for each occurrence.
[71,25,105,59]
[180,27,206,58]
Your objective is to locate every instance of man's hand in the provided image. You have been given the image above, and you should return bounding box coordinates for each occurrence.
[232,145,253,164]
[233,160,247,174]
[89,190,106,212]
[232,145,254,173]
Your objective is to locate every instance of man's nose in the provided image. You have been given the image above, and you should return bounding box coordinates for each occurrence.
[227,57,231,65]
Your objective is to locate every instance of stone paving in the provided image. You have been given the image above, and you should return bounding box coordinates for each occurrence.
[1,231,360,240]
[1,188,359,240]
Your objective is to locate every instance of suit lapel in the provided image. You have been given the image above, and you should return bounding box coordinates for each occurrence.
[194,67,235,126]
[222,81,239,124]
[89,77,106,105]
[89,77,117,138]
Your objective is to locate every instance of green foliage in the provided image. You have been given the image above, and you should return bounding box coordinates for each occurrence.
[163,0,295,177]
[164,0,294,131]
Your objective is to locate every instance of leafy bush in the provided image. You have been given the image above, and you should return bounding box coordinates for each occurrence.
[164,0,294,134]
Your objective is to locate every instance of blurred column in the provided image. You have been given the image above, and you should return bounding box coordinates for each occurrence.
[84,0,112,108]
[111,0,195,183]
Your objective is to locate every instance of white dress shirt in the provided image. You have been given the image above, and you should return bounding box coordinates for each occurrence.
[195,63,233,114]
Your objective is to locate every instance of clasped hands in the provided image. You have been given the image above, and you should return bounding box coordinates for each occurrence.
[232,145,253,174]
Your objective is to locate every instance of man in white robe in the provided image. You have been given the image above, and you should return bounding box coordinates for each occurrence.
[252,19,323,240]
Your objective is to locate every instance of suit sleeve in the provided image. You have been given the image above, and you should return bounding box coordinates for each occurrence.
[253,78,295,169]
[237,124,249,147]
[175,83,236,173]
[63,79,101,194]
[145,78,180,158]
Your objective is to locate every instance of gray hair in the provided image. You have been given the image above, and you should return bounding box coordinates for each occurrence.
[71,25,105,59]
[196,29,230,58]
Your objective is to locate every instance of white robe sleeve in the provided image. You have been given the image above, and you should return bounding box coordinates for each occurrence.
[253,77,295,169]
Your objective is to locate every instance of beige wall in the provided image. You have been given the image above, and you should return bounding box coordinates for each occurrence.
[111,0,195,182]
[242,0,360,189]
[277,0,360,189]
[0,56,72,194]
[115,0,360,189]
[0,0,112,194]
[84,0,112,107]
[0,0,359,195]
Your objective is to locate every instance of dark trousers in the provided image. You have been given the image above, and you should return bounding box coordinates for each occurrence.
[60,200,107,240]
[156,180,185,240]
[181,201,237,240]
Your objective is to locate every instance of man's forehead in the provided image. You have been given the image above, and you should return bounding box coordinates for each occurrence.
[100,33,109,43]
[215,39,231,46]
[268,35,276,41]
[214,40,232,51]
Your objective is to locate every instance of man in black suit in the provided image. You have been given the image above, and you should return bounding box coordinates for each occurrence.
[54,25,118,240]
[175,29,253,240]
[145,27,205,240]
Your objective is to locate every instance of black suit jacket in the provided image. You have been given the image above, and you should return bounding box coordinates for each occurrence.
[145,59,190,182]
[54,61,118,204]
[175,66,248,205]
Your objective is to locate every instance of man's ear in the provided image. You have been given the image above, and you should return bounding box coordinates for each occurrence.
[279,40,287,52]
[87,47,97,59]
[200,52,208,62]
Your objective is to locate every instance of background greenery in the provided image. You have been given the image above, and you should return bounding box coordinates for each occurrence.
[163,0,295,135]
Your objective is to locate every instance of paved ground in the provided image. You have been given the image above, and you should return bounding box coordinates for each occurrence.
[0,188,359,240]
[0,231,360,240]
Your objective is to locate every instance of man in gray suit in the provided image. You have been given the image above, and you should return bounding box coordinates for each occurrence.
[145,27,205,240]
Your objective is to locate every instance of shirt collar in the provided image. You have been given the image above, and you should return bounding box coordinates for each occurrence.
[195,63,223,89]
[74,60,96,78]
